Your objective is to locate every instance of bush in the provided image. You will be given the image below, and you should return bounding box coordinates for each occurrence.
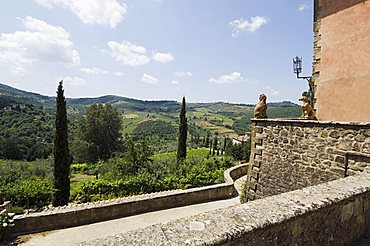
[71,154,236,202]
[70,163,89,174]
[1,179,55,209]
[0,209,14,239]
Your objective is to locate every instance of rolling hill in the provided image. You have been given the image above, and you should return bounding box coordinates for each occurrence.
[0,82,301,160]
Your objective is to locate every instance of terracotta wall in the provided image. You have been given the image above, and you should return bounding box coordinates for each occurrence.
[313,0,370,122]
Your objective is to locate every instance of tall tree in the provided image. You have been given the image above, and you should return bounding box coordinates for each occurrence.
[204,132,210,147]
[53,81,71,206]
[177,96,187,161]
[79,103,121,163]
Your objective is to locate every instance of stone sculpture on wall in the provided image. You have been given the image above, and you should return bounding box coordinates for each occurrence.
[254,94,267,118]
[299,96,317,120]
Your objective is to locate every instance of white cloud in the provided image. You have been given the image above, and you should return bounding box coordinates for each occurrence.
[266,86,280,96]
[64,76,87,86]
[108,41,150,67]
[113,72,125,77]
[34,0,127,28]
[209,72,243,84]
[0,16,80,74]
[229,16,269,37]
[81,67,108,75]
[298,3,310,12]
[152,52,174,63]
[171,80,180,85]
[173,71,192,77]
[141,73,159,84]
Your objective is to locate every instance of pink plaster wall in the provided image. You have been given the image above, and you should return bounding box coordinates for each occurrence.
[315,1,370,122]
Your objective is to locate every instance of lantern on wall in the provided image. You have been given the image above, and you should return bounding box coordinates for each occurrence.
[293,56,303,75]
[292,56,314,107]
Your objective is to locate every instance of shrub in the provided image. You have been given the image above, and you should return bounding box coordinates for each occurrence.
[0,209,14,239]
[70,163,89,174]
[1,179,55,210]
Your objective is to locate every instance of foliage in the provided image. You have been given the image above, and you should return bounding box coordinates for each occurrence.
[0,209,15,239]
[0,159,55,210]
[177,97,188,161]
[229,141,251,161]
[76,103,122,163]
[71,147,234,202]
[0,104,53,161]
[70,163,89,174]
[53,81,71,206]
[133,120,176,139]
[1,179,55,210]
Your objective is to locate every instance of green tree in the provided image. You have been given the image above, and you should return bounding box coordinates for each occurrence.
[204,132,210,147]
[225,138,234,157]
[177,97,188,161]
[212,133,218,156]
[79,104,121,163]
[53,81,71,206]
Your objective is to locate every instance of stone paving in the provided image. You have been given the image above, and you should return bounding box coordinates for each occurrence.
[17,175,247,246]
[18,197,240,246]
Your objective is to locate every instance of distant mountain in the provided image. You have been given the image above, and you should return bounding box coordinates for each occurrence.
[0,82,299,112]
[267,101,299,107]
[0,83,53,107]
[0,83,180,112]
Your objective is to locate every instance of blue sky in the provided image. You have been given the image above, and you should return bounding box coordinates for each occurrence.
[0,0,313,103]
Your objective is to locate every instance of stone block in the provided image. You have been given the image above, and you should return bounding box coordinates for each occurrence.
[250,170,259,180]
[255,138,263,145]
[255,126,263,134]
[254,160,262,168]
[354,197,363,216]
[341,202,354,222]
[321,130,328,138]
[329,130,340,139]
[334,155,345,164]
[364,196,370,212]
[355,134,366,142]
[255,149,262,155]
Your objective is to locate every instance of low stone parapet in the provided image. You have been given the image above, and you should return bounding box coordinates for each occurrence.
[80,173,370,245]
[0,201,11,212]
[10,163,248,236]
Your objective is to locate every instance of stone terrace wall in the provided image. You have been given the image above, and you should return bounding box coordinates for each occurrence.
[245,119,370,201]
[10,164,248,236]
[80,173,370,246]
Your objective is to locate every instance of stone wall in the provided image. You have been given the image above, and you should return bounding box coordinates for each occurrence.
[10,164,248,236]
[0,201,11,212]
[245,119,370,201]
[312,0,370,122]
[79,173,370,246]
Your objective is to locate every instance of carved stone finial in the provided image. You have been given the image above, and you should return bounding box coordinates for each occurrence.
[254,94,267,118]
[299,96,316,120]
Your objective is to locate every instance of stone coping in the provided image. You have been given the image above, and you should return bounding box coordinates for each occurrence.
[251,118,370,127]
[0,201,11,211]
[79,173,370,245]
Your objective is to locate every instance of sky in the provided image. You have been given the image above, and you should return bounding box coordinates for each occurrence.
[0,0,314,104]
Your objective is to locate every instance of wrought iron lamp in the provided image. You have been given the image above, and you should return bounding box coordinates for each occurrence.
[293,56,314,107]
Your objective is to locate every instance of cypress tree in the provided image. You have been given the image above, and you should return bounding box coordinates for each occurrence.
[212,134,218,156]
[205,132,210,147]
[177,96,187,161]
[53,81,71,206]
